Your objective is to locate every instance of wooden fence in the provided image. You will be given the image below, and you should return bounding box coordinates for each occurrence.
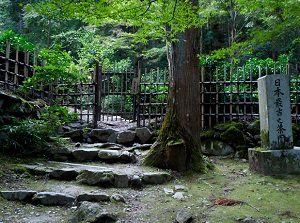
[200,64,300,129]
[0,40,36,90]
[2,40,300,130]
[0,41,169,128]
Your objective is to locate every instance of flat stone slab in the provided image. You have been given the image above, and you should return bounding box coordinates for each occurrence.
[1,190,37,201]
[32,192,76,206]
[76,193,110,202]
[142,172,173,184]
[248,147,300,175]
[72,148,99,161]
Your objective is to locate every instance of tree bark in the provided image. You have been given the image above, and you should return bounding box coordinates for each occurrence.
[143,0,209,172]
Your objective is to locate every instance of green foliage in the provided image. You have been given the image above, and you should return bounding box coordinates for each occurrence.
[103,95,132,113]
[0,105,77,155]
[0,118,52,155]
[38,105,78,126]
[19,46,86,92]
[0,30,36,52]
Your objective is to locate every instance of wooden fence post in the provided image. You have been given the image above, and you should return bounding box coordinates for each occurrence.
[136,60,142,127]
[5,40,10,89]
[93,62,101,128]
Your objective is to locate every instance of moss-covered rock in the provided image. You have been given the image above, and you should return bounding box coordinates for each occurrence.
[200,120,261,158]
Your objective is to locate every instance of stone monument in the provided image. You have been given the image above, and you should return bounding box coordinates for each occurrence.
[248,74,300,175]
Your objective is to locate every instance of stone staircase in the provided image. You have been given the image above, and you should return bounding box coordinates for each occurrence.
[1,127,174,222]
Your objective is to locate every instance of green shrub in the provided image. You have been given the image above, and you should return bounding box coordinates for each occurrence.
[0,105,78,155]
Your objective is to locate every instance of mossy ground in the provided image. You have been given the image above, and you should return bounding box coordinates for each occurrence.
[1,155,300,222]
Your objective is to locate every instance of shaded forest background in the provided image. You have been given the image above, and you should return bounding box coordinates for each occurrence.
[2,0,300,71]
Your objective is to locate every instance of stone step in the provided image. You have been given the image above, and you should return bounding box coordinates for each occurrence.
[49,142,151,163]
[1,190,125,206]
[21,161,172,188]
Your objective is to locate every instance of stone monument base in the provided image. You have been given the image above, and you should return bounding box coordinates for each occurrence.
[248,147,300,175]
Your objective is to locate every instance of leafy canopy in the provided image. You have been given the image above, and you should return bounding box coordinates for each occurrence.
[27,0,207,43]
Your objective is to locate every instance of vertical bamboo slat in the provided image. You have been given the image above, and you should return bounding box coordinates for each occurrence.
[229,67,233,121]
[14,45,19,86]
[200,67,205,129]
[5,40,10,88]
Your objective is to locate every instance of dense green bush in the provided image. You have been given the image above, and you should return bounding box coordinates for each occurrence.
[0,105,78,155]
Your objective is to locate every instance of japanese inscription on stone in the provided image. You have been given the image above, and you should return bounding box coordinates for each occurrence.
[258,74,293,150]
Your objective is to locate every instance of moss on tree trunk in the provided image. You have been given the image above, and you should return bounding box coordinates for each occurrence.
[143,109,208,172]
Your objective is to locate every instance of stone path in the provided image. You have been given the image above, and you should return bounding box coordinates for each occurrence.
[0,138,176,223]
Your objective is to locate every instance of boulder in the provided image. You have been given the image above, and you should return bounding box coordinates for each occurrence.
[201,140,235,156]
[113,173,129,188]
[98,150,120,160]
[116,131,136,144]
[89,129,116,142]
[72,148,99,161]
[107,132,118,143]
[76,169,115,186]
[69,201,118,223]
[32,192,75,206]
[49,147,72,161]
[110,194,126,203]
[130,175,142,188]
[175,208,193,223]
[135,127,152,144]
[119,151,137,163]
[142,172,172,184]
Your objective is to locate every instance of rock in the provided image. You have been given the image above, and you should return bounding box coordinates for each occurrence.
[119,151,137,163]
[72,148,99,161]
[61,129,82,140]
[107,132,118,143]
[175,208,193,223]
[21,164,52,175]
[98,150,121,160]
[163,188,174,195]
[117,131,136,144]
[50,168,79,180]
[239,216,260,223]
[94,142,123,150]
[175,185,188,191]
[49,147,72,155]
[77,193,110,202]
[172,192,185,200]
[130,175,142,188]
[114,173,129,188]
[142,172,172,184]
[76,169,115,186]
[49,147,72,161]
[135,127,152,144]
[201,140,235,156]
[69,201,118,223]
[111,194,126,203]
[1,190,37,201]
[89,129,117,142]
[247,121,260,136]
[32,192,75,206]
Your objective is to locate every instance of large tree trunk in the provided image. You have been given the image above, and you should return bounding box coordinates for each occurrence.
[143,8,209,172]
